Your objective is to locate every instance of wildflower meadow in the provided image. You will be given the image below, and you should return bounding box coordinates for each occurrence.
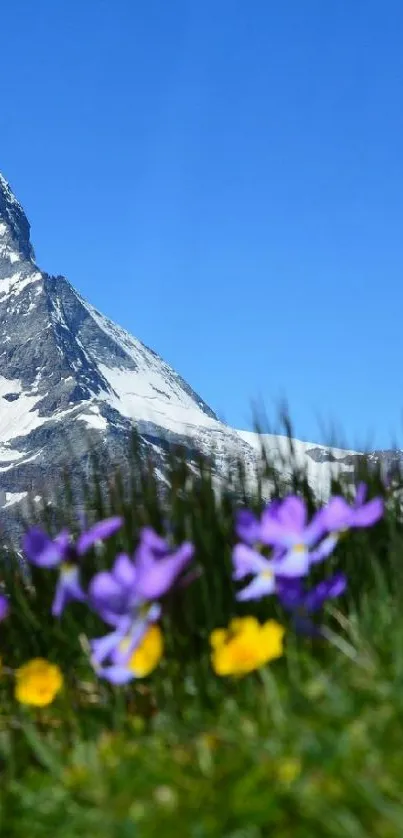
[1,428,403,837]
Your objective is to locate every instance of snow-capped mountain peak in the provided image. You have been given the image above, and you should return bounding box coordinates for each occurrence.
[0,170,373,531]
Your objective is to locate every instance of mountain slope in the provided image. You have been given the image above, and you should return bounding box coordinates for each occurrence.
[0,171,372,521]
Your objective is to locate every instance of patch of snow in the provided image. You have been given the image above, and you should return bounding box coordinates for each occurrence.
[22,300,37,316]
[0,376,22,397]
[236,430,357,499]
[0,387,44,444]
[0,269,42,299]
[4,491,27,508]
[0,450,41,473]
[0,377,83,448]
[78,406,108,432]
[153,467,169,485]
[80,295,219,423]
[98,364,220,435]
[0,446,24,462]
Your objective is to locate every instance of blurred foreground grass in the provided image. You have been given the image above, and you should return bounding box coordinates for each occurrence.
[1,423,403,837]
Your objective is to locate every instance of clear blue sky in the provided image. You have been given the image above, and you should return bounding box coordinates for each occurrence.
[2,0,403,450]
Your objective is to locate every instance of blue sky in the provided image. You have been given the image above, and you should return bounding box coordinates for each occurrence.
[2,0,403,449]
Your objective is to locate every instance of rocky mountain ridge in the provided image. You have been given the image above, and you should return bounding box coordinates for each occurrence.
[0,172,393,533]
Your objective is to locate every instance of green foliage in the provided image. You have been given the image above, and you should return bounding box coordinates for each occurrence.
[2,421,403,836]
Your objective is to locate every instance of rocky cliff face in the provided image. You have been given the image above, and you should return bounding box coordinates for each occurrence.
[0,171,382,535]
[0,172,260,520]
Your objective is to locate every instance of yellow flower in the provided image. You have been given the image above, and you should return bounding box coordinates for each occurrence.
[15,658,63,707]
[210,616,285,677]
[128,624,164,678]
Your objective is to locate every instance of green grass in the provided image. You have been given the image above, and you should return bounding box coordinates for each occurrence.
[2,425,403,837]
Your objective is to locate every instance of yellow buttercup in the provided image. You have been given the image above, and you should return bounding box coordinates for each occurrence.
[210,616,285,677]
[128,624,164,677]
[15,658,63,707]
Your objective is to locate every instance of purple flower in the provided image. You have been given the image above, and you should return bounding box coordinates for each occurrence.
[309,483,384,565]
[95,662,135,685]
[89,530,194,624]
[23,516,123,617]
[322,483,383,530]
[232,496,331,602]
[131,527,194,601]
[89,553,139,627]
[259,496,331,574]
[277,572,347,635]
[235,503,277,545]
[91,602,161,668]
[89,527,194,672]
[232,543,284,601]
[278,572,347,612]
[232,487,384,603]
[0,593,9,621]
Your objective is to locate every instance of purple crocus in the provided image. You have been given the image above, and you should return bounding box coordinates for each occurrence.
[0,593,9,621]
[277,572,347,635]
[89,526,194,678]
[23,516,123,617]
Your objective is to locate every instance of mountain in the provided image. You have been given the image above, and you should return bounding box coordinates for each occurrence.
[0,172,384,530]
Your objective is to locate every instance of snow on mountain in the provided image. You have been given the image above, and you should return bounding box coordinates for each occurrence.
[236,430,360,500]
[0,170,373,534]
[77,294,221,432]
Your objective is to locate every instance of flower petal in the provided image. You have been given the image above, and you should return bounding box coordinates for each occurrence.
[309,532,339,565]
[235,509,261,545]
[304,573,347,612]
[229,616,260,635]
[128,624,164,677]
[232,543,273,580]
[210,628,228,650]
[111,603,161,665]
[303,506,330,546]
[236,573,276,602]
[275,496,307,532]
[320,497,352,531]
[90,622,130,665]
[350,498,384,527]
[112,553,137,588]
[51,567,86,617]
[260,507,292,546]
[96,664,134,684]
[354,482,367,507]
[77,517,123,555]
[260,497,309,547]
[272,546,311,578]
[276,578,304,610]
[139,526,169,555]
[23,528,68,568]
[135,543,194,600]
[111,620,148,666]
[89,570,128,618]
[0,593,9,621]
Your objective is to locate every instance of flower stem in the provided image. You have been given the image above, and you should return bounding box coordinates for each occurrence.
[258,666,285,729]
[320,625,371,670]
